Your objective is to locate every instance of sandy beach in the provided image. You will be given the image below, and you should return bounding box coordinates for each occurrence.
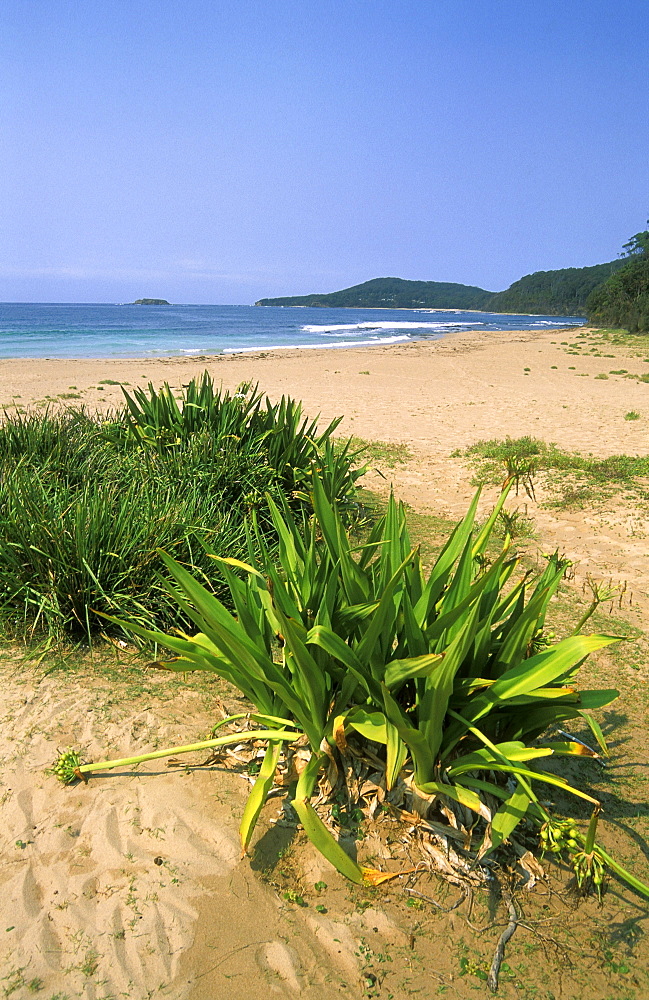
[2,325,649,998]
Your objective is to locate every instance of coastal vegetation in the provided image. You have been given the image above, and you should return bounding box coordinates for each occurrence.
[0,374,363,642]
[487,260,625,316]
[132,297,170,305]
[461,435,649,508]
[258,223,649,328]
[255,261,624,315]
[15,333,649,994]
[587,225,649,333]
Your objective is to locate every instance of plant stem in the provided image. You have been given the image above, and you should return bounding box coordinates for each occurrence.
[76,729,300,779]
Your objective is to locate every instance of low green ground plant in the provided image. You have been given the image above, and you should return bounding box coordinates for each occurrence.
[343,436,413,468]
[462,436,649,506]
[53,478,649,900]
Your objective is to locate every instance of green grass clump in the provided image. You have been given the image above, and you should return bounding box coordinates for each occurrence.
[0,375,363,642]
[462,436,649,507]
[625,411,641,421]
[345,436,413,468]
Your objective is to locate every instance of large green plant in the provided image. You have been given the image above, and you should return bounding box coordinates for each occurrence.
[54,479,648,897]
[104,373,365,508]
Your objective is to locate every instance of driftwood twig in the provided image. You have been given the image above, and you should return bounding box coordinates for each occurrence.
[487,892,517,992]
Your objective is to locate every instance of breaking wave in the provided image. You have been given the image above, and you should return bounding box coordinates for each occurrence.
[302,321,482,335]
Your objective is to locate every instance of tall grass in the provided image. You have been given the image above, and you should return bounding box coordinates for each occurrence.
[0,376,363,641]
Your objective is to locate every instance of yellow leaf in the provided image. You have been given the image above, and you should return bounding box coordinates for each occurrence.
[361,866,417,886]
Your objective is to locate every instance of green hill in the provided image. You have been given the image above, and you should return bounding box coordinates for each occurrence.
[585,226,649,333]
[256,263,624,315]
[255,277,493,310]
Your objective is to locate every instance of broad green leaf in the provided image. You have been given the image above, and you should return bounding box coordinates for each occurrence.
[466,635,620,725]
[577,689,619,709]
[415,779,485,817]
[449,744,553,771]
[208,555,265,580]
[292,796,365,884]
[386,722,407,789]
[471,484,512,556]
[419,597,483,761]
[542,741,600,758]
[240,741,282,852]
[379,682,436,784]
[384,652,445,688]
[412,490,482,623]
[448,762,599,805]
[307,624,380,700]
[291,750,366,884]
[579,711,610,756]
[489,783,531,851]
[345,708,389,744]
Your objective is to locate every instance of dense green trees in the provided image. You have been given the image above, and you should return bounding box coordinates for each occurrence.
[587,224,649,333]
[487,261,625,316]
[257,225,649,325]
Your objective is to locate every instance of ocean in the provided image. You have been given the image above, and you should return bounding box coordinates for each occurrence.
[0,303,584,359]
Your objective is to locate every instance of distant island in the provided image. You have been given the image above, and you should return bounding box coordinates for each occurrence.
[255,261,625,316]
[132,298,170,305]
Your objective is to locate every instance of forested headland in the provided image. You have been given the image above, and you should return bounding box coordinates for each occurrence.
[487,260,625,315]
[255,276,493,310]
[255,256,628,316]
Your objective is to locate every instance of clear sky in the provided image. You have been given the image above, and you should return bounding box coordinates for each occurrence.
[1,0,647,304]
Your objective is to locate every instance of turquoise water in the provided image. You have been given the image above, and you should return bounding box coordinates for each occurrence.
[0,303,583,359]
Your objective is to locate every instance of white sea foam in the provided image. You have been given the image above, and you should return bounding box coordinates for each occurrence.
[529,320,576,327]
[223,334,412,354]
[301,321,482,335]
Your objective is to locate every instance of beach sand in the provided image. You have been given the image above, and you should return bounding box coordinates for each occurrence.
[2,325,649,998]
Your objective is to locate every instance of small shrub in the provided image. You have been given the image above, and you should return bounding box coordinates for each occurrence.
[625,411,641,420]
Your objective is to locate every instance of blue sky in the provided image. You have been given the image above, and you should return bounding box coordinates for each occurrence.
[1,0,647,303]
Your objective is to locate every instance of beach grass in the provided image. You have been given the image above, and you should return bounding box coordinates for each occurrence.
[0,375,363,642]
[341,435,413,468]
[461,436,649,507]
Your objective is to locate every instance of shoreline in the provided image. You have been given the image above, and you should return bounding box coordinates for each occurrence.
[1,325,645,462]
[0,322,582,365]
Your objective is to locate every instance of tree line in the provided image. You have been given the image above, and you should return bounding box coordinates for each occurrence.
[256,222,649,330]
